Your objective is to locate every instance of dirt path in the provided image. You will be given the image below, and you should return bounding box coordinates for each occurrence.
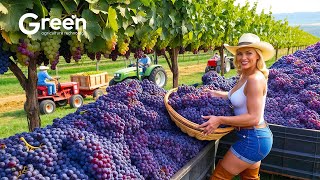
[179,63,205,76]
[0,94,25,113]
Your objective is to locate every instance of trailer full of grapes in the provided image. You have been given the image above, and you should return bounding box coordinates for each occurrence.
[70,72,108,99]
[171,140,219,180]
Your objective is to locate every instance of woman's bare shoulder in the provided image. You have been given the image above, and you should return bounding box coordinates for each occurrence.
[247,72,266,87]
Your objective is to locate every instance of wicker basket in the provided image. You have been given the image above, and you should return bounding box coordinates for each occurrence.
[164,88,234,140]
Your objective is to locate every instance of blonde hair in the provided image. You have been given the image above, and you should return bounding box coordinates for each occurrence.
[233,48,269,79]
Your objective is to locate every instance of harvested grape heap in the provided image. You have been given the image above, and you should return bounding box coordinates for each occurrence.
[0,80,211,180]
[201,42,320,130]
[265,42,320,130]
[168,85,234,125]
[202,71,239,91]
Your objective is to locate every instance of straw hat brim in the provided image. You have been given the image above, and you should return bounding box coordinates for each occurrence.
[224,42,275,61]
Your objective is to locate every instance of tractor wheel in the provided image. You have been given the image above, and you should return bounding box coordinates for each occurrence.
[225,61,231,73]
[148,67,167,88]
[56,100,67,107]
[93,89,104,100]
[39,100,56,114]
[70,95,84,108]
[205,66,210,73]
[216,65,221,73]
[229,58,235,69]
[109,78,117,86]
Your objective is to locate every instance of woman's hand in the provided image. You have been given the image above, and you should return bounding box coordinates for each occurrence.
[198,115,222,135]
[203,89,216,96]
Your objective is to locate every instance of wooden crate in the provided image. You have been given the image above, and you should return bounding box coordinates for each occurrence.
[70,72,108,90]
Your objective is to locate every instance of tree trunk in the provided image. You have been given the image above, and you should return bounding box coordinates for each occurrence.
[96,61,99,71]
[275,48,279,60]
[287,47,290,55]
[169,48,179,88]
[219,46,225,76]
[9,58,41,132]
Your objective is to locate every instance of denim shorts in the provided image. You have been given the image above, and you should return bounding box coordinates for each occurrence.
[230,126,273,164]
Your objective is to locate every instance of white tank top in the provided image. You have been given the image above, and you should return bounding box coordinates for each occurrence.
[228,80,266,125]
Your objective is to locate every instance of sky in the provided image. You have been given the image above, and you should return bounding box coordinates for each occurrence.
[234,0,320,14]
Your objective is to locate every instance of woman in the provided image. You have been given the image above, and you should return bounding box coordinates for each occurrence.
[199,33,275,180]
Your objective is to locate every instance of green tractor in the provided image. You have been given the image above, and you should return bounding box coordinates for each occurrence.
[109,58,167,88]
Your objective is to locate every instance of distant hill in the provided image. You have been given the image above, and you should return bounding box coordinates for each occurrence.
[273,12,320,37]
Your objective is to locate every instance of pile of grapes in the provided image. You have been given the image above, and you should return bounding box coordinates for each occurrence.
[202,71,239,91]
[0,80,211,179]
[265,42,320,130]
[202,42,320,130]
[168,85,234,125]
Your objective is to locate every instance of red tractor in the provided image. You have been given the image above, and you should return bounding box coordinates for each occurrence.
[205,55,234,73]
[37,72,108,114]
[37,81,84,114]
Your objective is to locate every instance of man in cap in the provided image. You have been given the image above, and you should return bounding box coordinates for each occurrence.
[37,66,57,96]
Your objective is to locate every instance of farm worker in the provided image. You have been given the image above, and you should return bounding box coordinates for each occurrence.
[37,66,57,95]
[199,33,275,180]
[213,52,220,60]
[138,54,151,72]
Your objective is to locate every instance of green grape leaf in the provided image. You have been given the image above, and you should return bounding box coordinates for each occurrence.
[74,0,80,5]
[0,0,33,32]
[122,19,133,30]
[131,10,147,24]
[81,9,101,42]
[140,0,151,6]
[124,26,135,37]
[0,3,8,14]
[108,6,118,31]
[128,1,141,9]
[171,0,176,5]
[59,0,77,14]
[89,1,109,14]
[149,16,154,27]
[49,3,63,18]
[118,6,126,17]
[169,14,176,26]
[91,36,106,52]
[33,0,48,18]
[27,30,43,41]
[102,27,114,40]
[181,22,188,35]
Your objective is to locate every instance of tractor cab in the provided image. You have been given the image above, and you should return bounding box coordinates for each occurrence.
[109,56,167,88]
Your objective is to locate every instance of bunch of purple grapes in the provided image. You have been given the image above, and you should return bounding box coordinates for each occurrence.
[134,48,144,59]
[59,36,72,63]
[0,42,11,74]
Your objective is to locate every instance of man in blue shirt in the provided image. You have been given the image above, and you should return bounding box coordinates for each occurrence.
[37,66,57,95]
[138,54,151,72]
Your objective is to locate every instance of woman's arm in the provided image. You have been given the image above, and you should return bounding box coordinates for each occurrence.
[200,75,266,135]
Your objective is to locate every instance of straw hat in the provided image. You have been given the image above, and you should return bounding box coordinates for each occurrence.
[39,66,49,70]
[224,33,275,61]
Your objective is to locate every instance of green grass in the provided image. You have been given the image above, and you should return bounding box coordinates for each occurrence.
[0,99,95,138]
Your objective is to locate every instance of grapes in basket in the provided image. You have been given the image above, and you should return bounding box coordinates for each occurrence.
[168,85,234,125]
